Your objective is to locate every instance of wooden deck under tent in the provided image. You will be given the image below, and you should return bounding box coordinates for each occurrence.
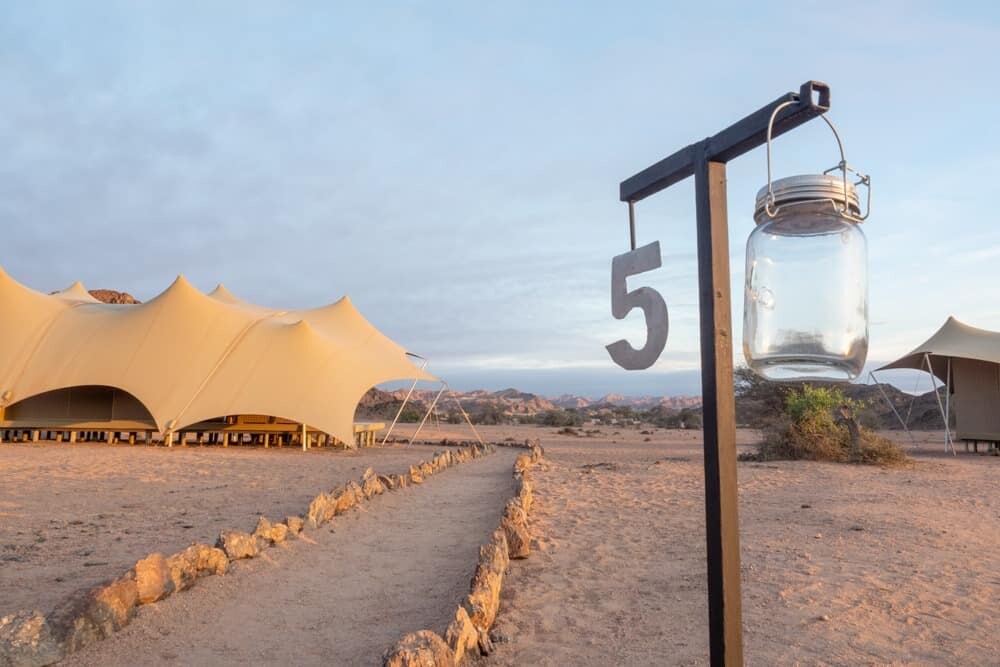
[0,416,385,449]
[0,386,384,449]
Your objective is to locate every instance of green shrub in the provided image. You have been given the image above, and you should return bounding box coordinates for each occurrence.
[535,409,584,427]
[398,408,423,423]
[651,407,703,430]
[784,384,857,423]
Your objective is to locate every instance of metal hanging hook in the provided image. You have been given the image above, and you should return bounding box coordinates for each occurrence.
[765,99,871,221]
[764,100,796,217]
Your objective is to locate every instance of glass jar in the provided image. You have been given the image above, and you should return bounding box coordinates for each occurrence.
[743,174,868,381]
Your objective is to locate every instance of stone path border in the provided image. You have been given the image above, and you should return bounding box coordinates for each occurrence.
[382,440,543,666]
[0,442,497,667]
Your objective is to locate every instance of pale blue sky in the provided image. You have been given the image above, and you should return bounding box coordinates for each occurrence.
[2,2,998,396]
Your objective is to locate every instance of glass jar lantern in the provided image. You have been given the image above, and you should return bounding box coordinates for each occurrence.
[742,112,871,382]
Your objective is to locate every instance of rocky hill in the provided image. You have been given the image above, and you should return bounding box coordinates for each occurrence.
[392,388,559,418]
[355,381,946,431]
[353,387,702,426]
[844,383,948,430]
[550,393,701,411]
[354,387,428,422]
[89,289,141,304]
[549,394,593,409]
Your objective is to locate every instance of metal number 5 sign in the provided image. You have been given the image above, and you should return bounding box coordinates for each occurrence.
[606,241,668,370]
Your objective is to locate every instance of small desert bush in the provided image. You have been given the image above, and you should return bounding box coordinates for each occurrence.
[751,384,907,466]
[535,409,585,427]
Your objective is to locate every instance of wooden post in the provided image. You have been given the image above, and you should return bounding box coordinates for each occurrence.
[694,156,743,666]
[70,431,77,443]
[301,423,308,452]
[32,429,39,442]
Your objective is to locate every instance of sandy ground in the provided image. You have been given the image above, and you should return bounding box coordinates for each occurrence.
[0,441,451,614]
[403,424,999,666]
[3,422,997,665]
[56,448,517,666]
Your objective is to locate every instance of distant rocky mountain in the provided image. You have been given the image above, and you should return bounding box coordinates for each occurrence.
[89,289,141,304]
[843,383,949,431]
[391,388,559,417]
[353,387,701,426]
[357,382,945,431]
[355,387,428,422]
[549,394,593,409]
[550,392,701,411]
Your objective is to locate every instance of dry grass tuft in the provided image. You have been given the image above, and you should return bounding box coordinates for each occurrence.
[746,385,909,467]
[753,416,907,466]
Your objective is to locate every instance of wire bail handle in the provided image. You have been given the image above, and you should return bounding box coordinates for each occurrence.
[764,100,871,221]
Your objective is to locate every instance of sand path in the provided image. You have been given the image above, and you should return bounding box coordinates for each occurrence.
[60,448,518,667]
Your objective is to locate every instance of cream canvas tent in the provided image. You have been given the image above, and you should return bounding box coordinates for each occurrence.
[875,317,1000,452]
[0,266,435,447]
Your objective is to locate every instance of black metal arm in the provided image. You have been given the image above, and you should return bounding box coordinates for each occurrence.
[620,81,830,202]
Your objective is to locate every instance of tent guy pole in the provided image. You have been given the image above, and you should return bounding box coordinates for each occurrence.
[945,357,952,452]
[868,371,915,444]
[450,387,484,445]
[381,357,430,445]
[409,382,446,444]
[924,353,955,454]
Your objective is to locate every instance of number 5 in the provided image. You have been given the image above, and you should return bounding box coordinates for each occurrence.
[606,241,668,370]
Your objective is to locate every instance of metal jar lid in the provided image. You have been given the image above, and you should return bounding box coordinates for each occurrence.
[753,174,861,223]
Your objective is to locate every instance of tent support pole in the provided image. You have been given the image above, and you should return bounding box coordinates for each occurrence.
[409,383,446,445]
[869,371,915,444]
[903,369,922,427]
[381,357,430,446]
[945,357,952,453]
[924,354,954,454]
[301,423,308,452]
[450,386,484,445]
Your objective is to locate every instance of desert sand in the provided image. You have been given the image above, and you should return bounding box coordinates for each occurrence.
[0,442,449,614]
[3,425,997,665]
